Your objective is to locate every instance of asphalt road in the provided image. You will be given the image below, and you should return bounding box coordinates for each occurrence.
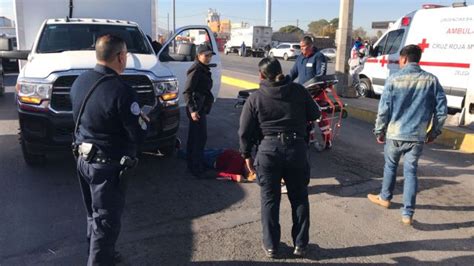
[0,59,473,265]
[219,52,336,78]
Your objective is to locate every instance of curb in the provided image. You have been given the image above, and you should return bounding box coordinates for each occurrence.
[222,75,474,153]
[221,75,259,89]
[345,105,474,153]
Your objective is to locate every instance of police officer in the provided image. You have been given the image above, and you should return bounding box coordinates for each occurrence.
[183,44,215,178]
[70,34,148,265]
[239,57,321,258]
[288,36,328,84]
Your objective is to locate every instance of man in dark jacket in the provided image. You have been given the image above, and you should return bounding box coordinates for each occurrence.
[183,44,215,178]
[288,36,327,84]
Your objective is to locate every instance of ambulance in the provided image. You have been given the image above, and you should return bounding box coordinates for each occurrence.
[359,3,474,125]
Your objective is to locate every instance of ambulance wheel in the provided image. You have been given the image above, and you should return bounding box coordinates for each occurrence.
[283,53,289,61]
[358,78,373,98]
[225,50,229,55]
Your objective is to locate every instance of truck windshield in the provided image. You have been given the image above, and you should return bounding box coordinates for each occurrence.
[36,24,152,54]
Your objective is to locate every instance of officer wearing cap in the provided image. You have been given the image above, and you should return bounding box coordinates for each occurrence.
[239,57,321,258]
[70,34,148,265]
[183,44,216,178]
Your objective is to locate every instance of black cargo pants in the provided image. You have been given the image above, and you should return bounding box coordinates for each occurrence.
[77,156,126,266]
[255,137,310,250]
[186,108,208,175]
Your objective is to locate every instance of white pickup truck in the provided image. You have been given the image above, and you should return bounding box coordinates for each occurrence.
[1,0,221,165]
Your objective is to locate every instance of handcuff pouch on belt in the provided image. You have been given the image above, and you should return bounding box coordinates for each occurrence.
[78,142,98,162]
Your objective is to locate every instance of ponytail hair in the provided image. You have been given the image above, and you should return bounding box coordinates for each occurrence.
[258,57,284,82]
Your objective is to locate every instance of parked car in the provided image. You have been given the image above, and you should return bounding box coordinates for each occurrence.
[269,42,300,60]
[320,48,336,61]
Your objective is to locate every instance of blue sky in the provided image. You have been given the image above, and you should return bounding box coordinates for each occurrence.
[1,0,472,35]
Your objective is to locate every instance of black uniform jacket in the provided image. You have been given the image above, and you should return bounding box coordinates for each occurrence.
[239,76,321,158]
[183,60,214,114]
[70,64,147,159]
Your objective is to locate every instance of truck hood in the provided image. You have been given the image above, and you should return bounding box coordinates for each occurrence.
[21,51,173,79]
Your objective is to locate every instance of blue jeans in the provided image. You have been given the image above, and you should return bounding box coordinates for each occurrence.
[380,139,424,217]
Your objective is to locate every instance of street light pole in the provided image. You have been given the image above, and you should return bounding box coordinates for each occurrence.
[265,0,272,27]
[173,0,176,34]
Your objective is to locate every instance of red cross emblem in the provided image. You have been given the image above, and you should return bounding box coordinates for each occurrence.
[418,38,430,53]
[379,56,388,67]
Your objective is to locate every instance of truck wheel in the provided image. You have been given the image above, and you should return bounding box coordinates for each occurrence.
[283,53,289,61]
[19,133,46,166]
[358,78,373,98]
[269,52,273,57]
[225,49,229,55]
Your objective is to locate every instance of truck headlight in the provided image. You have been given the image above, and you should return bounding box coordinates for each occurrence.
[16,81,52,105]
[153,80,179,101]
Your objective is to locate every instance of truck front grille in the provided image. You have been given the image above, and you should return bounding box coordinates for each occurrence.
[50,74,156,112]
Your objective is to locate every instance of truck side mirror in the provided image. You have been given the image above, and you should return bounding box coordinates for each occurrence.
[0,38,12,51]
[0,50,30,60]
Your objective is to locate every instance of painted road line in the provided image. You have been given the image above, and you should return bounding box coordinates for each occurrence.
[221,75,259,90]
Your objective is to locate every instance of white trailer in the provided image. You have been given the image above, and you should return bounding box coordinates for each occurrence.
[224,26,272,57]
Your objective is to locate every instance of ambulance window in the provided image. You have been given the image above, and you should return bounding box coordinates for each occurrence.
[373,35,387,57]
[383,29,405,55]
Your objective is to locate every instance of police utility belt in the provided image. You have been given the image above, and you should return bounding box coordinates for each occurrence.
[76,142,138,168]
[264,132,304,144]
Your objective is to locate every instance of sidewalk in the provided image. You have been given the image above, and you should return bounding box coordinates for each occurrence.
[344,97,474,153]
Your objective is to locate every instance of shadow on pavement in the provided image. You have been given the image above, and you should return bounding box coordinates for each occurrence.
[0,98,246,265]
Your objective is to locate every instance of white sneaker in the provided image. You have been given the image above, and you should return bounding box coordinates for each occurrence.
[281,185,288,194]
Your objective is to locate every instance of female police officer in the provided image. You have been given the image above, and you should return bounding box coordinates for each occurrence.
[239,57,320,258]
[183,44,215,178]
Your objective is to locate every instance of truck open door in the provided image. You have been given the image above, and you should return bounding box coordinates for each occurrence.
[157,26,221,106]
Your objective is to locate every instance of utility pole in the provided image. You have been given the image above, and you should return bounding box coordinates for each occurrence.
[167,12,170,35]
[265,0,272,27]
[173,0,176,34]
[296,19,299,28]
[335,0,356,97]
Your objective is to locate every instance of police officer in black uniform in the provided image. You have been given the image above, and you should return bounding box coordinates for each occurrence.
[239,57,321,258]
[183,44,215,178]
[70,35,148,265]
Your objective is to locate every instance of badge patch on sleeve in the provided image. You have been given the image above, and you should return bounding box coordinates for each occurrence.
[130,102,140,115]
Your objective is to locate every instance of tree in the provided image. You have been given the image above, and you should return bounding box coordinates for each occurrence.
[353,27,368,40]
[278,25,304,34]
[329,18,339,27]
[308,19,329,36]
[308,18,338,38]
[376,30,383,39]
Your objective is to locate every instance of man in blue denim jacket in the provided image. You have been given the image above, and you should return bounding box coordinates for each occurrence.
[367,44,448,225]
